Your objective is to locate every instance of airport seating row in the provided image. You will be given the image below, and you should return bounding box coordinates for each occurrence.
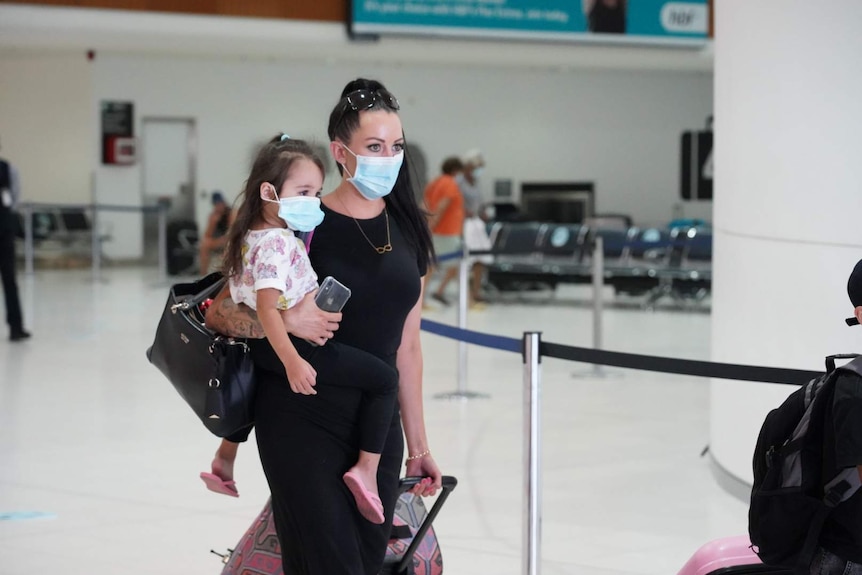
[14,208,110,262]
[483,221,712,305]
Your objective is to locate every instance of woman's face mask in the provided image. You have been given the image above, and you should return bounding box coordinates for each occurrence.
[262,192,324,232]
[340,145,404,201]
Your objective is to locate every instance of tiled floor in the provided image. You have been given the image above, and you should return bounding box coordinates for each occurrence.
[0,267,749,575]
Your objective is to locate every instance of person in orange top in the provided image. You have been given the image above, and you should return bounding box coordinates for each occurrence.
[424,156,464,306]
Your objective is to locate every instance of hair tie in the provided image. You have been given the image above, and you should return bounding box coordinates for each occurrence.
[280,134,290,141]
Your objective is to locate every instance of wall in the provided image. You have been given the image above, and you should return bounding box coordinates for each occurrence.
[0,51,92,204]
[1,32,713,259]
[89,54,712,257]
[710,0,862,485]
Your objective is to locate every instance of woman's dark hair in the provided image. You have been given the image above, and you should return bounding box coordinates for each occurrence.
[222,134,325,278]
[327,78,435,269]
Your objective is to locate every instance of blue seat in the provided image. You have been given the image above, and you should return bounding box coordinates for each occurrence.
[594,228,629,260]
[626,227,671,261]
[538,223,586,258]
[685,230,713,262]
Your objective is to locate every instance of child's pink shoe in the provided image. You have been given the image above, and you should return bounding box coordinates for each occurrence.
[200,472,239,497]
[343,471,384,524]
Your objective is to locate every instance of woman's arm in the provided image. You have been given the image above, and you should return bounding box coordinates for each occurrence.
[398,276,442,496]
[427,197,452,231]
[206,283,266,338]
[205,283,341,343]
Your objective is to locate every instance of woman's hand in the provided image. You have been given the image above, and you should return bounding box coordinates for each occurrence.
[405,454,442,497]
[284,357,317,395]
[282,291,341,345]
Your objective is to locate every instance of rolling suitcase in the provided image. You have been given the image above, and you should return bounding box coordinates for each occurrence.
[217,476,457,575]
[676,536,792,575]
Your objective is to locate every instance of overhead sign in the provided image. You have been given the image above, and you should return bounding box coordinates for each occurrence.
[350,0,709,46]
[680,129,713,201]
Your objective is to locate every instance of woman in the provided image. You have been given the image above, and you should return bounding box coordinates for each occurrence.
[205,78,442,575]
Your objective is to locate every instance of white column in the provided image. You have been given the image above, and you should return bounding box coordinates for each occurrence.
[711,0,862,486]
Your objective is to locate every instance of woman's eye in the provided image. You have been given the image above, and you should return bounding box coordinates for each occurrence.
[393,143,404,153]
[367,144,381,153]
[298,190,308,196]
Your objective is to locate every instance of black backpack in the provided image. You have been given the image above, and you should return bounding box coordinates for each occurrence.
[749,354,862,573]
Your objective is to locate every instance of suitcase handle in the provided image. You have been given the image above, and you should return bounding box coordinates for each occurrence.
[394,476,458,574]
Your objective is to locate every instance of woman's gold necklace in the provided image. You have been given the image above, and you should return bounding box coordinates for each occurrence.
[336,193,392,254]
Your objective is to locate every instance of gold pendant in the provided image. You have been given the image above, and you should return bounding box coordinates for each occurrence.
[375,244,393,254]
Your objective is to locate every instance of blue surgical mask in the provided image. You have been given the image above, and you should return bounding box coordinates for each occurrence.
[341,146,404,201]
[263,194,324,232]
[471,167,484,179]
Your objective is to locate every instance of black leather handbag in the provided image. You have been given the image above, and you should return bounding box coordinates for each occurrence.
[146,272,256,438]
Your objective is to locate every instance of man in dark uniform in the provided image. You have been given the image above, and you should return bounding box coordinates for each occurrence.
[811,259,862,574]
[0,150,30,341]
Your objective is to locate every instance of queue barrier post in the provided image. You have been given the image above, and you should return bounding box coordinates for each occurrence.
[434,250,490,400]
[22,204,34,276]
[90,204,102,282]
[522,331,542,575]
[591,236,604,375]
[157,203,168,283]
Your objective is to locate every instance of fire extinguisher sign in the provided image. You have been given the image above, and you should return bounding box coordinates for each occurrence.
[101,101,135,165]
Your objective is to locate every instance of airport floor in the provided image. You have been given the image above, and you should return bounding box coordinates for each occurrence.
[0,267,749,575]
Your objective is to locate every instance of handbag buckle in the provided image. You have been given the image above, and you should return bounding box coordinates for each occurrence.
[170,302,189,314]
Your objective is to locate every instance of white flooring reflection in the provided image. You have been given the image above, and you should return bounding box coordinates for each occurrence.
[0,267,748,575]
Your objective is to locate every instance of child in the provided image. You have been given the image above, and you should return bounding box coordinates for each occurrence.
[200,134,397,524]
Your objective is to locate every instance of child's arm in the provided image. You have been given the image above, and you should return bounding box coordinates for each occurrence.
[256,288,317,395]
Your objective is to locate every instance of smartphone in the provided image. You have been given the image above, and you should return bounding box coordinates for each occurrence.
[314,276,351,312]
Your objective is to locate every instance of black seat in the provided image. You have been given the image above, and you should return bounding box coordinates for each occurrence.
[58,209,91,232]
[491,222,544,256]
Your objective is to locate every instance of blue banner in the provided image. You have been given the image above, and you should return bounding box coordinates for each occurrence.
[351,0,709,45]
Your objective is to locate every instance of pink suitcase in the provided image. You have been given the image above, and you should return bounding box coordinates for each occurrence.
[676,535,791,575]
[215,476,457,575]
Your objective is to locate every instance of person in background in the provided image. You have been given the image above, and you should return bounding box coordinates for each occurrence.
[585,0,627,34]
[423,156,464,307]
[457,149,493,308]
[810,259,862,574]
[0,145,30,342]
[198,190,233,274]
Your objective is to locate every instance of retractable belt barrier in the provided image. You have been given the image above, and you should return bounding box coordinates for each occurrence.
[421,318,821,385]
[428,247,818,385]
[423,246,821,575]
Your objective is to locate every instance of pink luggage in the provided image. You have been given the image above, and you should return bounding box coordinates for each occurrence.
[676,535,791,575]
[217,476,457,575]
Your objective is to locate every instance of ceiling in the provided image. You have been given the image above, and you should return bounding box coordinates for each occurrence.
[0,3,714,72]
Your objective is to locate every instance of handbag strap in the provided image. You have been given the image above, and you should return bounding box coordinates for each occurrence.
[173,273,227,312]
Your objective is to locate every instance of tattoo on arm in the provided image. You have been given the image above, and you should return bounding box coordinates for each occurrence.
[215,297,265,339]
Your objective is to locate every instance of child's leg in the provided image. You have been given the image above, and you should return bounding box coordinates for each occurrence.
[294,338,398,523]
[200,425,253,497]
[212,439,239,481]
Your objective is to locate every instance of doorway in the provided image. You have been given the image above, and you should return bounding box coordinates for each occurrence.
[140,118,196,265]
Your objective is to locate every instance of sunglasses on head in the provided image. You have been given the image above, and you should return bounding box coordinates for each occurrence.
[343,89,400,112]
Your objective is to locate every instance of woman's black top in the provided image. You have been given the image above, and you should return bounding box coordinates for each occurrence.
[309,204,426,363]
